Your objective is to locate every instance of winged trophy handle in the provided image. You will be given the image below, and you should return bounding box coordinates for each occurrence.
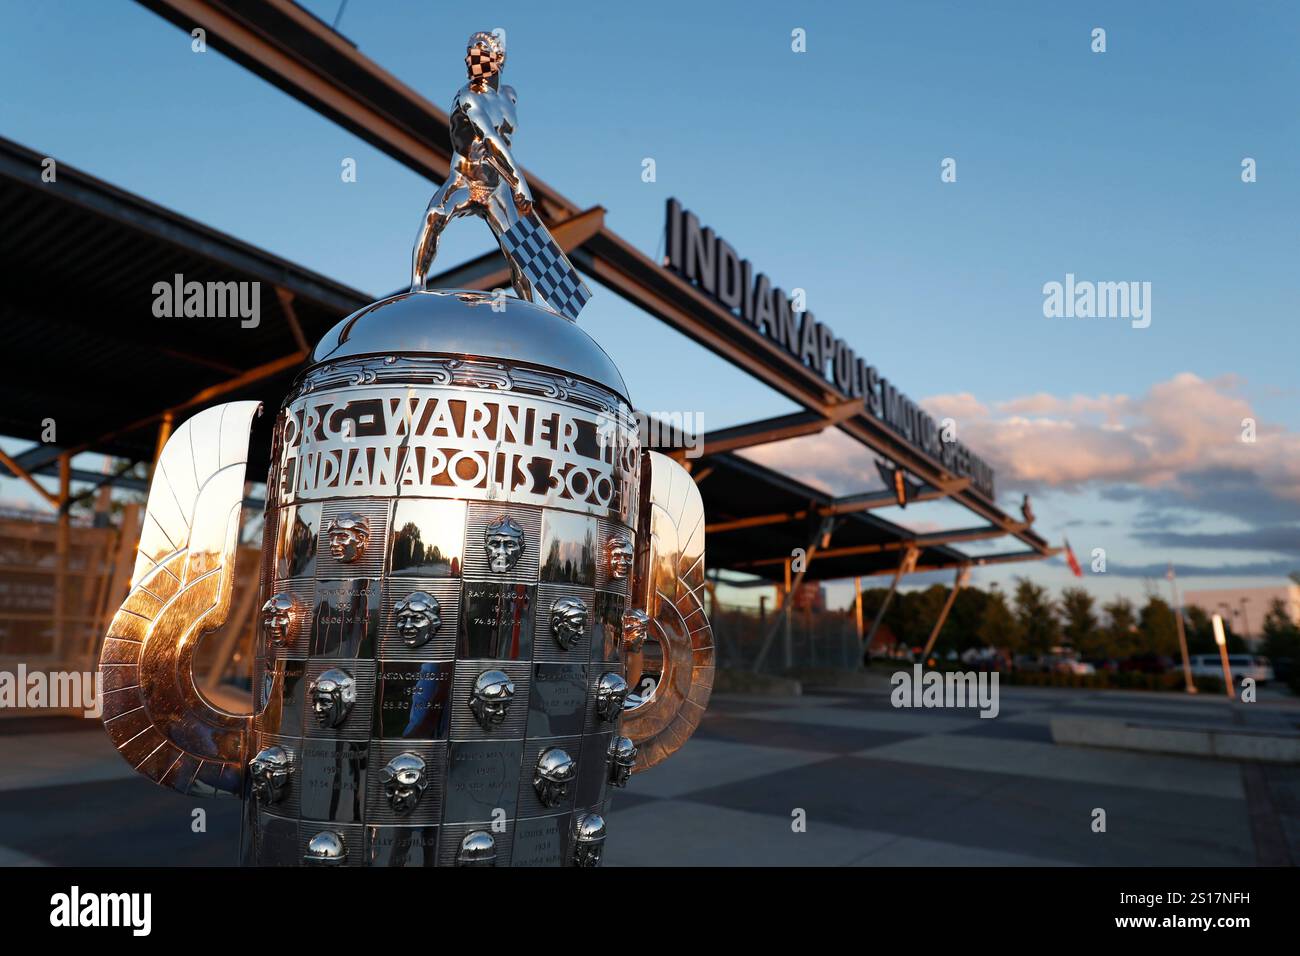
[620,450,715,772]
[97,401,261,796]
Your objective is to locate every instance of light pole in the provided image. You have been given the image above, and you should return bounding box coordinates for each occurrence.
[1165,565,1196,694]
[1211,614,1235,701]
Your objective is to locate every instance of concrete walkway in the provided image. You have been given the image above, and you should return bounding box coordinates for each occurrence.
[0,685,1294,866]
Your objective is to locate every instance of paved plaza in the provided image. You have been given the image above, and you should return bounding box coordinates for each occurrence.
[0,684,1296,866]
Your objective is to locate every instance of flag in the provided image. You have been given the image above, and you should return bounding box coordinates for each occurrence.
[1064,537,1083,578]
[498,211,592,321]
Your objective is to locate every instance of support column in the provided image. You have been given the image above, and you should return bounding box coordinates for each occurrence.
[783,558,793,669]
[752,516,836,673]
[854,576,863,642]
[1167,567,1197,694]
[862,546,920,661]
[920,565,969,663]
[53,453,71,659]
[150,410,174,480]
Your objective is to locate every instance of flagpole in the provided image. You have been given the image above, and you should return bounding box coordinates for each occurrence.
[1166,564,1196,694]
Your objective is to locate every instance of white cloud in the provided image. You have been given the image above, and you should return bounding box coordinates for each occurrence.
[924,372,1300,501]
[740,373,1300,508]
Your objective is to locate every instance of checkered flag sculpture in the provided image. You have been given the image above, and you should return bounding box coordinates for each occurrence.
[499,212,593,321]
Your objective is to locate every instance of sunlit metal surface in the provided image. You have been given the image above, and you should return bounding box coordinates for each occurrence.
[410,33,591,321]
[96,30,713,864]
[312,290,627,399]
[620,451,715,771]
[97,401,261,796]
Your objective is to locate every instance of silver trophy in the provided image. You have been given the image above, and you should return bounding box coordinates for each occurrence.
[96,31,714,867]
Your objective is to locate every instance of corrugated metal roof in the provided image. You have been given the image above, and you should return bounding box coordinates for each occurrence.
[0,135,369,475]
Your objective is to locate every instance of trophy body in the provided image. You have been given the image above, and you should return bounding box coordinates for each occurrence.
[97,32,713,867]
[250,291,646,866]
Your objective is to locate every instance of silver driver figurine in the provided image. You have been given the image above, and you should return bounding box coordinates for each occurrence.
[410,31,590,321]
[412,31,532,297]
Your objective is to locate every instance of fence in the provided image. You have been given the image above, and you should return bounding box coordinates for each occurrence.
[0,504,875,713]
[709,597,864,674]
[0,507,260,712]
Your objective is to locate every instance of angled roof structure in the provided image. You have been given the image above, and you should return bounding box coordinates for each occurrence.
[1,0,1061,588]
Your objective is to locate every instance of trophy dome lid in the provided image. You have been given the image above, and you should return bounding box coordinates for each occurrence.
[312,290,629,401]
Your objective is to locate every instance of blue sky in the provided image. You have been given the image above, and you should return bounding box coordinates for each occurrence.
[1,1,1297,608]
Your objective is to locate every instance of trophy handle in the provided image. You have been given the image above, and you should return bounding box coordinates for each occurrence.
[98,401,261,796]
[621,451,715,772]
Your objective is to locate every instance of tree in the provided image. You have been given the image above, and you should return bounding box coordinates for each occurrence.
[901,584,953,656]
[1012,577,1060,653]
[1183,605,1216,655]
[1184,604,1246,655]
[945,586,990,654]
[1260,598,1300,694]
[978,585,1021,656]
[1060,587,1100,656]
[1100,596,1139,659]
[1138,596,1179,657]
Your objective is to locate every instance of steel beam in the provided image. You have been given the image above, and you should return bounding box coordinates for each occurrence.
[920,566,969,661]
[863,546,919,653]
[0,447,60,510]
[62,350,306,459]
[675,404,859,461]
[752,516,836,672]
[733,522,1028,568]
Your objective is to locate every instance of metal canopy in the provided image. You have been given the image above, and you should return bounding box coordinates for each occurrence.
[0,135,369,473]
[131,0,1055,566]
[1,1,1060,588]
[1,137,1050,585]
[695,452,1035,582]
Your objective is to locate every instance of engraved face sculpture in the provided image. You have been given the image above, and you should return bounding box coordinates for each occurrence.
[621,608,650,653]
[248,745,293,805]
[457,830,497,867]
[309,668,357,728]
[606,532,634,580]
[326,512,371,563]
[393,591,441,648]
[550,596,588,650]
[572,812,607,867]
[260,592,300,648]
[608,735,637,788]
[483,515,525,572]
[468,670,515,729]
[596,671,629,722]
[303,830,348,866]
[380,752,429,815]
[533,747,576,808]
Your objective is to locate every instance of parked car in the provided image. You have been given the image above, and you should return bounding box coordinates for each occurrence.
[1053,659,1096,676]
[1120,654,1175,674]
[1188,654,1274,684]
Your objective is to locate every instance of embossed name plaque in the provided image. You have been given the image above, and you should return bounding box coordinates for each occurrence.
[276,389,640,522]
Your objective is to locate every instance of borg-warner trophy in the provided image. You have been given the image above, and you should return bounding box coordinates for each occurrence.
[96,31,714,867]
